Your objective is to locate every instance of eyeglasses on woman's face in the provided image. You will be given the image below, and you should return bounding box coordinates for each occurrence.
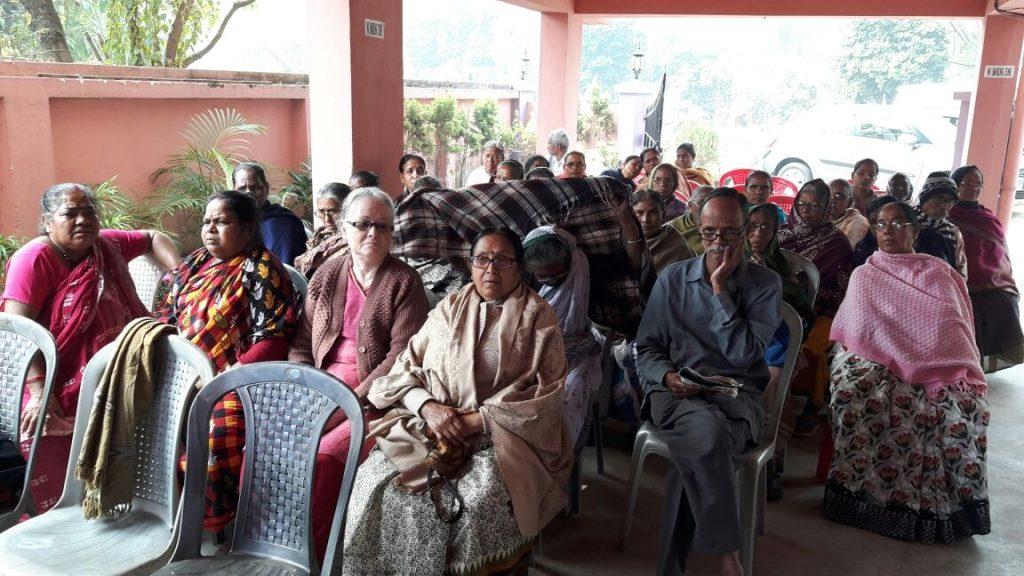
[316,207,342,219]
[346,220,393,232]
[795,200,827,210]
[471,255,517,270]
[872,220,913,232]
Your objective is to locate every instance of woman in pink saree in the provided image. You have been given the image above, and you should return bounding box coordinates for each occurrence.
[825,201,989,543]
[1,183,179,513]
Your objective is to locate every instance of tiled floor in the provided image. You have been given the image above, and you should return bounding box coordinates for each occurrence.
[534,365,1024,576]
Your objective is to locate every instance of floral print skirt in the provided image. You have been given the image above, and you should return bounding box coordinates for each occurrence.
[823,350,990,544]
[343,448,532,576]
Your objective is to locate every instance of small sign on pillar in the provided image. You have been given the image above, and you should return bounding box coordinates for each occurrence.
[364,19,385,39]
[984,65,1015,79]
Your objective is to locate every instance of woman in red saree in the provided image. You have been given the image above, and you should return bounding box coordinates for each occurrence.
[159,190,298,535]
[2,183,179,513]
[949,165,1023,368]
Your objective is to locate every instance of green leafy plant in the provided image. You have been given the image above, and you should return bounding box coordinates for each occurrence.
[279,160,313,226]
[148,108,266,249]
[93,176,164,232]
[0,235,29,292]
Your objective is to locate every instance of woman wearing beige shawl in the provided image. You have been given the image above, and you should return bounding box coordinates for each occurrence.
[343,227,573,576]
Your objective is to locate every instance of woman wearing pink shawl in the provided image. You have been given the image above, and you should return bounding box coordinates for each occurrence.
[949,165,1023,368]
[825,201,990,543]
[1,183,179,513]
[343,228,572,575]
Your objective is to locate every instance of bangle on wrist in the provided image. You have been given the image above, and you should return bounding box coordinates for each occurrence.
[624,237,644,245]
[25,375,45,385]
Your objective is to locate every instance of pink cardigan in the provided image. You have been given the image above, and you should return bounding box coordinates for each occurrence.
[288,254,429,398]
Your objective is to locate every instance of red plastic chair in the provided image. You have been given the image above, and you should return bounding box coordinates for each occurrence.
[772,176,799,197]
[719,168,754,188]
[768,194,794,214]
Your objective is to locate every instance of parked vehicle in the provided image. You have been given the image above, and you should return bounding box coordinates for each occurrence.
[759,104,956,190]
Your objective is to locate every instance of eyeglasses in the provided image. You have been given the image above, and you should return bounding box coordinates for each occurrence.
[346,221,393,232]
[747,223,774,233]
[316,208,341,218]
[471,255,517,270]
[796,200,827,210]
[872,220,913,232]
[699,228,744,241]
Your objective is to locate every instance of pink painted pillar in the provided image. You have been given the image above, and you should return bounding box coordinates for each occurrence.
[0,84,57,236]
[965,14,1024,223]
[537,12,583,152]
[308,0,403,197]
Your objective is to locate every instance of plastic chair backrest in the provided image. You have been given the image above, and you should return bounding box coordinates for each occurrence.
[285,264,308,302]
[171,362,365,575]
[780,249,820,310]
[763,304,803,448]
[56,334,215,527]
[767,195,794,215]
[0,313,58,528]
[719,168,754,188]
[128,255,167,313]
[771,176,799,197]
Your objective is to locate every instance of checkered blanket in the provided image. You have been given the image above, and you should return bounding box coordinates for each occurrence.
[393,176,643,334]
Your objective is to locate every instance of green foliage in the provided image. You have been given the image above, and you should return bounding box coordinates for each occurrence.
[149,108,266,245]
[0,3,42,59]
[577,84,617,145]
[674,120,720,171]
[104,0,219,66]
[0,235,30,291]
[93,177,164,231]
[498,118,537,153]
[404,99,434,153]
[472,99,500,147]
[279,160,312,224]
[839,20,951,104]
[580,23,639,92]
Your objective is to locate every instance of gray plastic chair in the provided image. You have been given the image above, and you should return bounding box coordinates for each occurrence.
[285,264,309,302]
[0,334,215,576]
[154,362,366,576]
[128,254,169,313]
[619,304,803,576]
[0,313,58,532]
[781,249,819,309]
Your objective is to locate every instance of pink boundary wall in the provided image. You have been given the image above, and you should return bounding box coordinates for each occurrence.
[0,61,310,237]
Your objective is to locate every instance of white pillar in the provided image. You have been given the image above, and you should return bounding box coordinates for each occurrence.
[614,80,655,160]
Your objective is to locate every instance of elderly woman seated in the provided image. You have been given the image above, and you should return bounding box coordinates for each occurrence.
[293,182,352,278]
[852,195,957,269]
[159,190,298,535]
[667,185,712,256]
[949,165,1024,367]
[825,201,990,544]
[2,183,179,512]
[778,178,854,434]
[523,226,602,447]
[632,189,695,277]
[917,173,968,278]
[288,187,428,559]
[343,227,573,575]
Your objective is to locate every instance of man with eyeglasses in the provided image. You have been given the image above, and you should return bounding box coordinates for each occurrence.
[636,187,782,576]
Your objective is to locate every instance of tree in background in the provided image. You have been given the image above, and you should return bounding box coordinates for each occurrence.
[3,0,255,66]
[472,99,500,147]
[579,22,638,93]
[577,84,617,146]
[403,99,434,154]
[839,20,951,103]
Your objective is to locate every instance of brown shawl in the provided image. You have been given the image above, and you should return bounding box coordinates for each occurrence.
[367,282,573,536]
[292,226,349,279]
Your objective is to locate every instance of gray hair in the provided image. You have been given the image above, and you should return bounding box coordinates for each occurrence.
[482,140,504,153]
[547,129,570,150]
[39,183,97,234]
[341,186,395,222]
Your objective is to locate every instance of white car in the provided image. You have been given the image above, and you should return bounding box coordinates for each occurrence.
[759,104,956,189]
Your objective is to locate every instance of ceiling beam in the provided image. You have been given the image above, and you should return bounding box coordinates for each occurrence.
[497,0,572,14]
[572,0,988,18]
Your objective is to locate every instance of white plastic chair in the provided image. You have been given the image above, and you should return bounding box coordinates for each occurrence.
[285,263,308,302]
[781,249,819,310]
[128,254,169,313]
[619,303,803,576]
[0,313,58,532]
[153,362,366,576]
[0,334,215,576]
